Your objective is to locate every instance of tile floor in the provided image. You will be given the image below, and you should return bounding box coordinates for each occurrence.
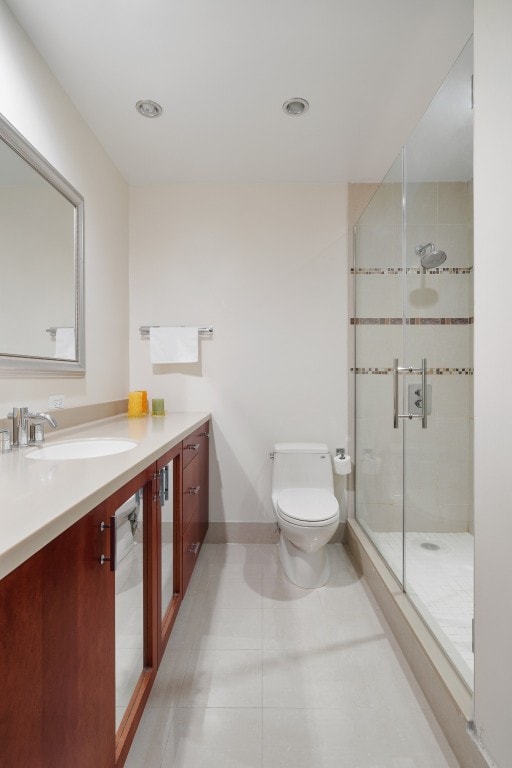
[124,542,460,768]
[371,531,473,687]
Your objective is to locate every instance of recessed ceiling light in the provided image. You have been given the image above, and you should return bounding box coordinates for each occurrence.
[135,100,163,118]
[282,98,309,116]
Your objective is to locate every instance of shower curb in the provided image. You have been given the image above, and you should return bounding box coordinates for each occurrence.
[345,519,491,768]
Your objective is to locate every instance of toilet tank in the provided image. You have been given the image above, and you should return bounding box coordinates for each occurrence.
[272,443,333,500]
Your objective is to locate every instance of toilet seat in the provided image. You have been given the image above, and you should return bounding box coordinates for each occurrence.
[276,488,339,527]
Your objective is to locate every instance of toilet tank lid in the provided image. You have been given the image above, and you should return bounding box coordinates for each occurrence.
[273,442,328,454]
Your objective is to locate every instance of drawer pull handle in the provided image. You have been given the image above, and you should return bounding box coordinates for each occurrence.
[199,432,210,438]
[186,485,201,495]
[187,542,200,556]
[185,443,200,451]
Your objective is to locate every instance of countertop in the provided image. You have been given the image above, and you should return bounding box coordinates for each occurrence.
[0,411,210,580]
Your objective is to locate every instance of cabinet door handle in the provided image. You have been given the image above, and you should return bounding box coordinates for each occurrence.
[185,443,200,451]
[99,515,117,570]
[159,466,170,507]
[164,464,170,501]
[186,485,200,495]
[199,432,210,438]
[186,542,200,555]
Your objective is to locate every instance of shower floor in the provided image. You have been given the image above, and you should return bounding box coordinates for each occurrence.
[370,530,474,688]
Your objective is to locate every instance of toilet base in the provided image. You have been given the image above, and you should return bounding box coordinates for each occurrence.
[279,533,331,589]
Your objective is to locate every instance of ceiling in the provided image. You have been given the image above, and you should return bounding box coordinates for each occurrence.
[5,0,473,184]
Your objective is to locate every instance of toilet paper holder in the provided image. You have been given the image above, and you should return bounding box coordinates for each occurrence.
[333,448,351,476]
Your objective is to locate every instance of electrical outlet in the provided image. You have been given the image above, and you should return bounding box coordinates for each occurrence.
[49,394,65,409]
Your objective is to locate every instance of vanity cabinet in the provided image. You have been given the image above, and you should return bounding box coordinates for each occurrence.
[182,420,210,592]
[0,420,209,768]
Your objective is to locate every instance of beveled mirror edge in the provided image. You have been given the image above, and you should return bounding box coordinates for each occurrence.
[0,111,85,377]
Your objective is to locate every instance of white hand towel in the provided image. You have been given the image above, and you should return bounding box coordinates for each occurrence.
[149,326,199,364]
[55,327,75,359]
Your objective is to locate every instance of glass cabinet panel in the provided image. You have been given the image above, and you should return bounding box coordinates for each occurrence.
[160,460,175,619]
[114,488,145,730]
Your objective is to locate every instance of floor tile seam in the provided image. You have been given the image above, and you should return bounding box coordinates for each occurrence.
[149,703,178,768]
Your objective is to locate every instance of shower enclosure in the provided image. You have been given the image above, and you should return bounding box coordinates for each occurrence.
[353,40,473,688]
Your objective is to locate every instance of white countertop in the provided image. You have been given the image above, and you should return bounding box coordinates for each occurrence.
[0,411,210,580]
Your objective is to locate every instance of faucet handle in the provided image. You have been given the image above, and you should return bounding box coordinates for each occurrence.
[29,422,45,444]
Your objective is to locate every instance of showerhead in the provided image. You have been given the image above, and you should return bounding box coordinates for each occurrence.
[415,243,447,270]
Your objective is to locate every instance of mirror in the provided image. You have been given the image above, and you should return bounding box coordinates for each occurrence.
[0,113,84,375]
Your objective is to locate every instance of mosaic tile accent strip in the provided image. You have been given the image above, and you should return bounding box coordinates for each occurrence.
[351,317,474,325]
[351,367,474,375]
[351,317,403,325]
[351,267,473,275]
[406,317,474,325]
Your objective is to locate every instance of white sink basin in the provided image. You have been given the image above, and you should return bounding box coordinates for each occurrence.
[25,438,137,460]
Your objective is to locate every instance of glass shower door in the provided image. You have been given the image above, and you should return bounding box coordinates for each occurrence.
[402,39,474,688]
[354,152,405,585]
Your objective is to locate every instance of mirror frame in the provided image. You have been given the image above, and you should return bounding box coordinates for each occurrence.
[0,113,84,377]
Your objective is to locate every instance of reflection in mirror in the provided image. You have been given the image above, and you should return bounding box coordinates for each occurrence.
[0,114,84,375]
[161,460,174,620]
[115,489,144,731]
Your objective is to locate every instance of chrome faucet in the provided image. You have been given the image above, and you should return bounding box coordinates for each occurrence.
[7,407,57,446]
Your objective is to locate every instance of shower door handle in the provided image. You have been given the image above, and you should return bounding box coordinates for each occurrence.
[393,358,427,429]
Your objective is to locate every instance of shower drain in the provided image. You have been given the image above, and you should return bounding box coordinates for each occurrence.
[420,542,440,551]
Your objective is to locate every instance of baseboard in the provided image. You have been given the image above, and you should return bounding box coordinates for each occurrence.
[205,523,279,543]
[346,519,490,768]
[205,520,346,545]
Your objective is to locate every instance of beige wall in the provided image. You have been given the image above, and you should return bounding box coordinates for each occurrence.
[129,183,349,524]
[0,1,129,413]
[474,1,512,766]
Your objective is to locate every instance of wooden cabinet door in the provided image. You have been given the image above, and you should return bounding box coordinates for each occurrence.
[42,504,115,768]
[0,506,115,768]
[156,443,183,660]
[197,420,210,542]
[0,550,44,768]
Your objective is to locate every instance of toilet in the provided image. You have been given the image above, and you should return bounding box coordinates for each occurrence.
[271,442,339,588]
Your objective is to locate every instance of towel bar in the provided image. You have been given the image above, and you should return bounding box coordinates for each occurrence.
[139,325,213,339]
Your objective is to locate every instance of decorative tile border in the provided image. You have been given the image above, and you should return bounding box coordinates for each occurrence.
[351,367,474,375]
[351,267,473,275]
[351,317,403,325]
[351,317,474,325]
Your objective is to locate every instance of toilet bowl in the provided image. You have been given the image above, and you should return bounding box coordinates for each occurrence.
[271,443,339,588]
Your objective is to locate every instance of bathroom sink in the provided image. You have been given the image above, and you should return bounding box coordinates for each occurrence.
[25,438,137,460]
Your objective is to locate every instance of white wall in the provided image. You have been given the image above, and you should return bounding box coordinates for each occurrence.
[129,184,348,524]
[0,1,129,413]
[474,1,512,766]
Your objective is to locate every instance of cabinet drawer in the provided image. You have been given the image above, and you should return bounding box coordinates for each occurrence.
[183,514,202,593]
[182,456,199,530]
[182,434,202,468]
[182,422,209,468]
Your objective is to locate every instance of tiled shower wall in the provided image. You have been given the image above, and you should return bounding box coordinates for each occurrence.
[350,181,473,534]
